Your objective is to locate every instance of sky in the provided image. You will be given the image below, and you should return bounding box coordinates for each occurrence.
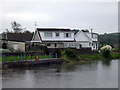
[0,0,119,34]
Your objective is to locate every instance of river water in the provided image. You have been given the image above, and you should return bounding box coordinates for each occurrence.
[2,60,118,88]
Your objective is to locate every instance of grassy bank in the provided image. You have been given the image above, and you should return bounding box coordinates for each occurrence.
[61,49,120,64]
[0,55,54,62]
[80,52,120,61]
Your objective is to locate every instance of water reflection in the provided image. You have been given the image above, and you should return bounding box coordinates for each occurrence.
[102,60,111,66]
[2,60,118,88]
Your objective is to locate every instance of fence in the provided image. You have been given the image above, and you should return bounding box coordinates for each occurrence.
[2,53,58,62]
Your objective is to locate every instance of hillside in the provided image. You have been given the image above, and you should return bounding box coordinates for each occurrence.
[98,32,120,48]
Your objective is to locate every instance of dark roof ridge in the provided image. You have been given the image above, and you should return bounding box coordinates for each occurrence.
[37,28,71,31]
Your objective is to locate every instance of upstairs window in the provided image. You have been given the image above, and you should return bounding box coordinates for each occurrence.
[44,32,52,37]
[56,33,60,37]
[64,33,71,38]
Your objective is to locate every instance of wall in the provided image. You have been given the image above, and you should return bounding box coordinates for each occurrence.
[39,31,74,41]
[33,30,41,41]
[47,43,64,48]
[7,41,25,52]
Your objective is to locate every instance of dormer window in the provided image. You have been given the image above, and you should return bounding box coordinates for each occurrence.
[64,33,71,38]
[56,33,59,37]
[44,32,52,37]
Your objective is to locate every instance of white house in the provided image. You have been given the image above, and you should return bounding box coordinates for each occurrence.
[74,30,99,50]
[31,28,80,49]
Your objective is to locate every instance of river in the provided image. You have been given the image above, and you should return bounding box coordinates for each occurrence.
[2,59,118,88]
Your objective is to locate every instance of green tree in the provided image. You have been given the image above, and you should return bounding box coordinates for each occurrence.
[23,30,31,34]
[2,43,7,49]
[11,21,22,33]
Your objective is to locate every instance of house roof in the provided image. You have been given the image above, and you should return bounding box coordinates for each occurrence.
[7,33,33,42]
[37,28,71,31]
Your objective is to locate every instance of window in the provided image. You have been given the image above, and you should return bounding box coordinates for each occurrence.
[54,43,57,48]
[44,32,52,37]
[92,43,93,46]
[89,42,91,46]
[56,33,59,37]
[64,33,71,38]
[46,43,51,46]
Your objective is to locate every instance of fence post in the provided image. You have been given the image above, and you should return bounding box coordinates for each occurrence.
[3,55,5,62]
[42,54,44,59]
[55,53,57,59]
[21,54,22,61]
[12,55,13,61]
[29,55,30,60]
[45,54,46,58]
[49,53,51,59]
[18,55,19,61]
[24,55,25,61]
[35,54,36,61]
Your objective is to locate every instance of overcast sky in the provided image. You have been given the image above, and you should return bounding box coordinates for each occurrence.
[0,0,119,34]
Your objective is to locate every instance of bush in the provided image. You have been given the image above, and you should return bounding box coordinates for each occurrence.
[2,43,7,49]
[43,46,49,55]
[62,48,79,61]
[101,50,112,58]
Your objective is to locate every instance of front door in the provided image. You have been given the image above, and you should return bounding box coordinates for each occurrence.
[14,44,18,50]
[54,43,57,48]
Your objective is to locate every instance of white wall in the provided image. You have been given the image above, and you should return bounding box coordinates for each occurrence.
[84,32,98,41]
[39,31,74,41]
[75,32,90,42]
[79,42,90,48]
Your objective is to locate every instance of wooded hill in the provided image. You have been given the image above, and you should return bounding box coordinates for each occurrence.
[98,32,120,48]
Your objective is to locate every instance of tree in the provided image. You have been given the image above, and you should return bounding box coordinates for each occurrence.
[11,21,22,33]
[2,43,7,49]
[23,30,31,34]
[5,29,11,33]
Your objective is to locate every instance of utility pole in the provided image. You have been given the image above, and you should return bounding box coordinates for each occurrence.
[34,22,37,30]
[34,22,37,58]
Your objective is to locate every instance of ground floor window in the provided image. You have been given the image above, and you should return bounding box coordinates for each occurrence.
[80,44,82,48]
[46,43,51,46]
[54,43,57,48]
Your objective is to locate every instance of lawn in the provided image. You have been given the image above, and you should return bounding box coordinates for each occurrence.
[0,55,54,62]
[80,52,120,61]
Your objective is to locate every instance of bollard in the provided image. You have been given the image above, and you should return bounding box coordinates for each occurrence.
[3,55,5,62]
[55,53,57,59]
[21,54,22,61]
[49,53,51,59]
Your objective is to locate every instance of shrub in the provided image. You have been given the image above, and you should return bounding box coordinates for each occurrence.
[101,50,112,58]
[2,43,7,49]
[100,45,112,59]
[43,46,49,55]
[61,48,79,61]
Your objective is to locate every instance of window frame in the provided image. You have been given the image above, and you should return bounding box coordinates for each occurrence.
[64,33,71,38]
[56,33,60,37]
[44,32,52,37]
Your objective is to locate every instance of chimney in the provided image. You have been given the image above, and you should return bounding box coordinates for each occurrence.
[91,29,93,38]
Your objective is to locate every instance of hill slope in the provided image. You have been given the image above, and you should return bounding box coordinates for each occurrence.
[98,32,120,48]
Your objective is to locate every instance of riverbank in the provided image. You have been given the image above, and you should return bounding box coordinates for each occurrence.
[62,52,120,65]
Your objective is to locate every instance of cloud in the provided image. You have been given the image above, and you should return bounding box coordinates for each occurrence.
[4,13,53,22]
[0,1,118,34]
